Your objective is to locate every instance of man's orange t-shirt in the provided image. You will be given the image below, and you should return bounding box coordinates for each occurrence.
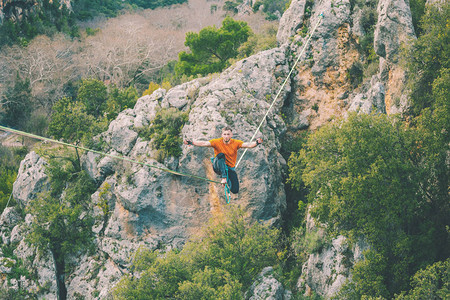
[209,138,244,168]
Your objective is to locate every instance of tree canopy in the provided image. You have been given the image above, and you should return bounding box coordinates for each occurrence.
[288,111,449,298]
[0,74,32,129]
[175,17,252,77]
[405,2,449,115]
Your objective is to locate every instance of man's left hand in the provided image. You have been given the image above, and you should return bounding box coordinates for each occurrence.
[256,138,263,145]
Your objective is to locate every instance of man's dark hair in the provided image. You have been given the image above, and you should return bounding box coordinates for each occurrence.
[222,126,233,132]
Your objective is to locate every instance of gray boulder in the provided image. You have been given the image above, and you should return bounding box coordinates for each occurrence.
[13,151,50,207]
[247,267,292,300]
[297,210,370,298]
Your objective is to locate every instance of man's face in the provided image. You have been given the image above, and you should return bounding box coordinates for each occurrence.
[222,130,233,143]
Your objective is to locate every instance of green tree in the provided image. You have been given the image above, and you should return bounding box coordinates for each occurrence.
[410,67,450,264]
[177,267,243,300]
[405,2,449,115]
[395,259,450,299]
[175,17,252,77]
[48,97,95,168]
[0,167,16,213]
[0,0,78,49]
[1,146,28,213]
[288,113,448,297]
[409,0,426,35]
[26,159,96,300]
[183,207,280,288]
[77,78,108,117]
[105,85,139,121]
[0,74,33,129]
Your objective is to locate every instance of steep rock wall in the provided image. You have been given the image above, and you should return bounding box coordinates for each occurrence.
[0,0,418,297]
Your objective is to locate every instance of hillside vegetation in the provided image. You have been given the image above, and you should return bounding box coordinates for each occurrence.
[0,0,448,299]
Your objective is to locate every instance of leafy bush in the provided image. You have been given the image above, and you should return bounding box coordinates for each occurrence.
[394,258,450,299]
[138,108,188,162]
[112,206,280,299]
[141,81,172,97]
[106,86,139,120]
[77,79,108,118]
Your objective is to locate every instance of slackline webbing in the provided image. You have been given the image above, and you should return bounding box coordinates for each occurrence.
[235,12,324,169]
[0,125,221,184]
[4,192,13,209]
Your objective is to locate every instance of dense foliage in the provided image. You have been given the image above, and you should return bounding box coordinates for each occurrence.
[175,17,252,77]
[137,107,188,162]
[0,74,32,130]
[288,111,448,298]
[26,157,97,299]
[404,2,449,115]
[0,0,77,48]
[112,206,280,299]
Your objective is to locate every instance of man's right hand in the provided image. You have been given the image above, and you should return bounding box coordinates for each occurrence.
[184,139,193,146]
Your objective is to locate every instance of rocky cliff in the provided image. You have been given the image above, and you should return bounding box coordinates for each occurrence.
[0,0,417,298]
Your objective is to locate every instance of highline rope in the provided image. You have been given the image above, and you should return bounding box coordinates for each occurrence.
[235,12,324,169]
[0,125,221,184]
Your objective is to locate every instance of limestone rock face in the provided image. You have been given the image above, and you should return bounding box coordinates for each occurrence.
[374,0,416,62]
[13,151,50,207]
[3,43,290,299]
[298,236,370,298]
[277,0,308,45]
[281,0,415,128]
[247,267,292,300]
[2,0,419,297]
[297,211,370,298]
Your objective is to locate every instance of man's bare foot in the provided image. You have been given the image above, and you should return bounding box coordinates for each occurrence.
[221,178,227,186]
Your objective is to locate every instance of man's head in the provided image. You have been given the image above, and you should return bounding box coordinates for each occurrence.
[221,126,233,143]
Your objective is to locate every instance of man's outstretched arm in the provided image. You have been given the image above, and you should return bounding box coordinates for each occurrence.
[241,138,263,148]
[184,139,211,147]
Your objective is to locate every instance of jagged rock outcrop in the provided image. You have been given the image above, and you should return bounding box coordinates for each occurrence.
[1,0,419,297]
[277,0,308,45]
[296,211,370,298]
[374,0,416,61]
[12,151,50,207]
[2,45,291,299]
[246,267,292,300]
[278,0,414,130]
